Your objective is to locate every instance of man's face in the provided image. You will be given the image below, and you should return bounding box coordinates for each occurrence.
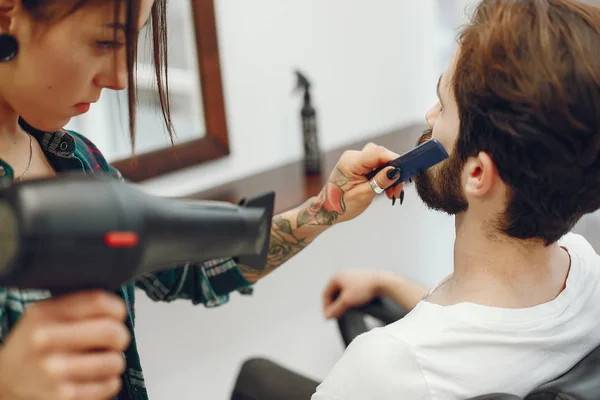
[414,47,469,215]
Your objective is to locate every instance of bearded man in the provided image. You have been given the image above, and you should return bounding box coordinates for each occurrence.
[312,0,600,398]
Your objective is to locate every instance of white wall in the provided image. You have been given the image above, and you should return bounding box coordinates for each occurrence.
[138,0,442,197]
[131,1,463,399]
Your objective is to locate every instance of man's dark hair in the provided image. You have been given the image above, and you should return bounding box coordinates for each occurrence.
[452,0,600,245]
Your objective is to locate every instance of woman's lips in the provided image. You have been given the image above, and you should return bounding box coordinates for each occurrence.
[74,103,91,113]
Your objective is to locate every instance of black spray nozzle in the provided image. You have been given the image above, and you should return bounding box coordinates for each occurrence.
[295,70,310,90]
[294,70,311,103]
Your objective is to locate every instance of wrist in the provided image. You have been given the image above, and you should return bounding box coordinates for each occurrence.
[374,271,403,298]
[295,197,334,231]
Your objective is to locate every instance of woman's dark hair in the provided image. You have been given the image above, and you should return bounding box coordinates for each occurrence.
[21,0,174,152]
[452,0,600,245]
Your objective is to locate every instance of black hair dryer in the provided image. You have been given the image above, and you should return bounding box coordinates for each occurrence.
[0,174,275,292]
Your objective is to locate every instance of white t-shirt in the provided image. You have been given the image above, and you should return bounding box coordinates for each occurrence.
[312,232,600,400]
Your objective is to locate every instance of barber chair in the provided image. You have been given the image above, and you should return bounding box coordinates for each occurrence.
[338,297,600,400]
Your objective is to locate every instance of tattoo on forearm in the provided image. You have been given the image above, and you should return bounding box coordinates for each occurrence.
[267,217,309,267]
[237,216,309,282]
[297,168,349,227]
[238,168,350,282]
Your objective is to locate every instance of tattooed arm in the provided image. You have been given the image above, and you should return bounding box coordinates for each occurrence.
[237,168,349,282]
[237,143,405,283]
[133,143,403,306]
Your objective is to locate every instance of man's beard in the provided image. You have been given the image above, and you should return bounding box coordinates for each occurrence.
[413,129,469,215]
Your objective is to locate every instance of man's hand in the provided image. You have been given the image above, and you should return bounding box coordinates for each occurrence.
[322,269,388,319]
[322,269,431,319]
[0,290,131,400]
[298,143,404,227]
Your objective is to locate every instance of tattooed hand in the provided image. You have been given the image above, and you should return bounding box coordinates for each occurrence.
[298,143,405,227]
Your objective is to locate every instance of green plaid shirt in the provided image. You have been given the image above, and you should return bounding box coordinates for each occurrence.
[0,121,254,399]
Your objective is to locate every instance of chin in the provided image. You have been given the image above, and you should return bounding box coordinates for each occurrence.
[20,115,71,133]
[414,159,469,216]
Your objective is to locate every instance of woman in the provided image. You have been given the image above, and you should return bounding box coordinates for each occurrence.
[0,0,404,399]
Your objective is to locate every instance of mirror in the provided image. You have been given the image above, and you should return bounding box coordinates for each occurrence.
[65,0,229,182]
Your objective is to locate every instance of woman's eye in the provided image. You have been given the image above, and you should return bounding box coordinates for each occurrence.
[96,41,125,51]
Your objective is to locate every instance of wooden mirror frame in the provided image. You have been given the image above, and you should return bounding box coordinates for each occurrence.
[112,0,229,182]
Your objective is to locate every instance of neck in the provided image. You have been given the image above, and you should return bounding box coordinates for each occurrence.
[0,96,23,142]
[447,212,570,307]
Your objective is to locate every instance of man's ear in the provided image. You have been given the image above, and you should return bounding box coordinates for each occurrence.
[464,151,497,198]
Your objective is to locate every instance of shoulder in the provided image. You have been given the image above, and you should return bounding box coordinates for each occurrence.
[560,231,599,261]
[569,216,600,254]
[65,130,124,180]
[344,329,422,370]
[312,330,429,400]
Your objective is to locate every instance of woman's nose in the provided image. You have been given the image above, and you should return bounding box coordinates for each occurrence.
[94,57,128,91]
[101,69,128,91]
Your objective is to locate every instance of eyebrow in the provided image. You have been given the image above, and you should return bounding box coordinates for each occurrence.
[436,74,444,105]
[106,18,150,33]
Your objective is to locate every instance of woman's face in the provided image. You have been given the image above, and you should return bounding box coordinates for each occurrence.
[0,0,154,132]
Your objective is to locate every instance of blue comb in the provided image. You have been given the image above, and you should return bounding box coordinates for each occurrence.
[365,139,449,188]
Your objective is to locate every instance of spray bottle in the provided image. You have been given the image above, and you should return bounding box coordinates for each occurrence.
[294,70,322,175]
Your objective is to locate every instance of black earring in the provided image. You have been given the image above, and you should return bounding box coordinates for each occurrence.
[0,34,18,62]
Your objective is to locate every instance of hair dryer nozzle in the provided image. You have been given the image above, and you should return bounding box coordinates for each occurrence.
[235,191,275,271]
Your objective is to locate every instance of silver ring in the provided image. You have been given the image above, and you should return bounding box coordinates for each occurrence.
[369,179,384,194]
